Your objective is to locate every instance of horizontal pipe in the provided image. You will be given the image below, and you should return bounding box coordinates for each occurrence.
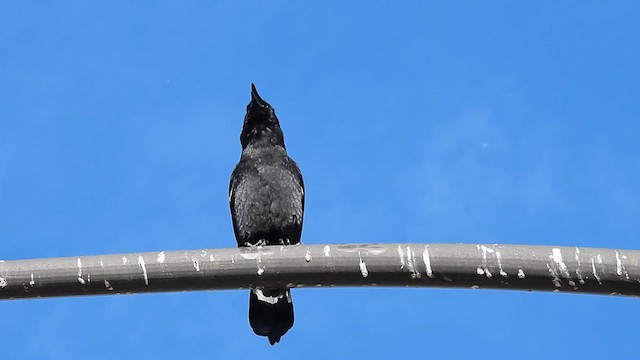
[0,243,638,300]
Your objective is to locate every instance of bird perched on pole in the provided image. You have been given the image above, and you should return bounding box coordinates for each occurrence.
[229,84,305,345]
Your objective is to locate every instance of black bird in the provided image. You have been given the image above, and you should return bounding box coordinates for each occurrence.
[229,84,304,345]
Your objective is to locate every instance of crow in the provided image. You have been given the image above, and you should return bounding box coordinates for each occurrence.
[229,84,304,345]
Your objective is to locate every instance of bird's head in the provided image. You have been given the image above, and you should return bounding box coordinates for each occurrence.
[240,84,285,149]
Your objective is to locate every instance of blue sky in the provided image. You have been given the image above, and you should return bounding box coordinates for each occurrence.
[1,2,639,358]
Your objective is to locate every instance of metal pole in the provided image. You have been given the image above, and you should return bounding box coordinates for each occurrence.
[0,243,638,300]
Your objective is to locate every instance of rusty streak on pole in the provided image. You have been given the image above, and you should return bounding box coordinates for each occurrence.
[0,243,639,300]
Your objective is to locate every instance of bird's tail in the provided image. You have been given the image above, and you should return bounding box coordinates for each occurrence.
[249,288,294,345]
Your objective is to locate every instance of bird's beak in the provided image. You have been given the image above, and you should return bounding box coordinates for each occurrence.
[250,83,271,110]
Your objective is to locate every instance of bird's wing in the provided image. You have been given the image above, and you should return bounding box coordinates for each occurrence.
[285,157,305,224]
[229,161,259,242]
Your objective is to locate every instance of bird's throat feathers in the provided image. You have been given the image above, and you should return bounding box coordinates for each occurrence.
[241,122,286,150]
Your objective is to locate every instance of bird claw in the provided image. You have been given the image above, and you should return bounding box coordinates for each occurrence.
[245,239,267,247]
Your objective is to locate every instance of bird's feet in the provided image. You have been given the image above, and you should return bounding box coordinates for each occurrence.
[244,239,267,247]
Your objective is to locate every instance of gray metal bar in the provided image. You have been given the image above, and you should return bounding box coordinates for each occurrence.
[0,243,639,300]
